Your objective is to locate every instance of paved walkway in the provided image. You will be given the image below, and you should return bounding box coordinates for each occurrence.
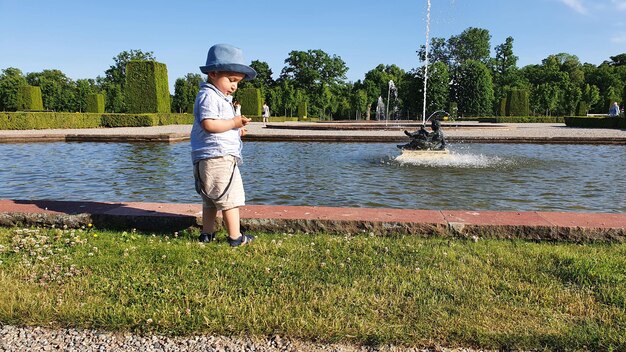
[1,121,626,143]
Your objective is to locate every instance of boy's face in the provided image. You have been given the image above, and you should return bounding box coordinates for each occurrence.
[208,71,246,96]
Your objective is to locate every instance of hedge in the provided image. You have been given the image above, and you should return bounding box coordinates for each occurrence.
[0,112,102,130]
[506,89,529,116]
[0,112,194,130]
[297,102,308,118]
[17,86,44,111]
[477,116,565,123]
[564,116,626,128]
[157,113,194,125]
[238,88,262,116]
[86,94,105,113]
[498,98,506,117]
[575,101,588,117]
[125,61,171,113]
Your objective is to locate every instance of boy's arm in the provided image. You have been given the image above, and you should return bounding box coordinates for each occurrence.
[201,116,251,133]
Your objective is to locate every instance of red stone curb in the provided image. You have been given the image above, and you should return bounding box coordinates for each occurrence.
[1,199,624,242]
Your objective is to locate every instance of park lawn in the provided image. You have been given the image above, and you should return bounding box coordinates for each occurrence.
[0,226,624,350]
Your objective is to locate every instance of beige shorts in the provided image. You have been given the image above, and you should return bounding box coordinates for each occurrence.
[194,155,245,211]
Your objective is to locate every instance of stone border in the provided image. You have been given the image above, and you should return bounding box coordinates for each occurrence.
[1,199,624,242]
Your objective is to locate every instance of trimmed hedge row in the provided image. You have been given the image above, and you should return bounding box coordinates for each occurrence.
[0,112,193,130]
[248,116,302,123]
[298,102,307,118]
[564,116,626,128]
[238,87,262,116]
[17,86,44,111]
[86,94,105,113]
[477,116,565,123]
[125,61,171,114]
[0,112,102,129]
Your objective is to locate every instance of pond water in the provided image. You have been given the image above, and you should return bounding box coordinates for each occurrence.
[1,142,624,213]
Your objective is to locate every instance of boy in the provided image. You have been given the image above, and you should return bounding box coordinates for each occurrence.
[191,44,257,246]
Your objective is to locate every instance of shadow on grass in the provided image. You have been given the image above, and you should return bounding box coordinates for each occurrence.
[10,199,198,233]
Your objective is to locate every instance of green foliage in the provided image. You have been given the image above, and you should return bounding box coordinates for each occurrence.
[157,113,193,125]
[457,60,494,116]
[506,89,529,116]
[448,102,458,118]
[575,101,589,116]
[0,67,28,111]
[75,79,98,113]
[101,113,159,127]
[86,94,105,113]
[477,116,564,123]
[172,74,202,113]
[125,61,171,113]
[0,112,192,129]
[16,86,43,111]
[498,97,507,116]
[238,60,274,102]
[26,69,76,112]
[0,112,101,129]
[298,101,308,118]
[564,116,626,128]
[238,87,262,116]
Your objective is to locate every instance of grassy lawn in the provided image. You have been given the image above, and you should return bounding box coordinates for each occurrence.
[0,226,624,350]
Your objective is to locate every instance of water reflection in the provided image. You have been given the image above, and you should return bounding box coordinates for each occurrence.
[0,142,624,213]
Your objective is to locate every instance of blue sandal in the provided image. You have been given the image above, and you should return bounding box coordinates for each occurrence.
[228,233,254,247]
[198,232,216,243]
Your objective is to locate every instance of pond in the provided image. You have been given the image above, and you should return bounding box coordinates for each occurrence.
[1,142,624,213]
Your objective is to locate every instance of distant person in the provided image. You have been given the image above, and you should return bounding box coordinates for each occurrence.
[609,102,620,117]
[233,100,242,116]
[262,102,270,123]
[191,43,257,247]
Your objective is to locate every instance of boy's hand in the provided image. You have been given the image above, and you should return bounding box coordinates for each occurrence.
[240,128,247,137]
[232,115,251,128]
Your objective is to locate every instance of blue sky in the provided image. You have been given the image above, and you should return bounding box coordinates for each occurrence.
[1,0,625,91]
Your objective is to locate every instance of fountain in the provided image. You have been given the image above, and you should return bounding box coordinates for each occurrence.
[375,96,385,121]
[386,80,398,125]
[395,0,448,160]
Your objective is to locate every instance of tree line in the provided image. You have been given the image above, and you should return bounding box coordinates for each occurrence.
[1,27,625,119]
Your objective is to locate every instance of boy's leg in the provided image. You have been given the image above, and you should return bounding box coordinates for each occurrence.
[202,206,218,234]
[221,207,240,240]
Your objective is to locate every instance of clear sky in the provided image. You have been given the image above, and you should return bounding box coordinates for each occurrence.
[1,0,625,91]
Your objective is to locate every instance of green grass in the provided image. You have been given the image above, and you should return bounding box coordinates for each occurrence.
[0,226,625,350]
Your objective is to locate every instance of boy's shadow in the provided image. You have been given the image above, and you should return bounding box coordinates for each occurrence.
[8,199,199,233]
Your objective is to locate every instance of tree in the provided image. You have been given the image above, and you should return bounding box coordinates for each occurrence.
[448,27,491,66]
[351,89,369,119]
[172,73,202,113]
[280,49,347,89]
[417,37,450,66]
[97,49,156,113]
[280,49,348,117]
[75,79,98,112]
[424,62,450,116]
[456,60,494,116]
[239,60,275,103]
[604,53,626,66]
[532,83,560,116]
[360,64,406,119]
[491,36,522,111]
[0,67,27,111]
[26,69,76,111]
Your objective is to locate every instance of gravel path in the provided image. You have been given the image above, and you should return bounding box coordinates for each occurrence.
[0,324,479,352]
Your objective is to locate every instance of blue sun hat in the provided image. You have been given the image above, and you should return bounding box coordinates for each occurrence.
[200,44,257,80]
